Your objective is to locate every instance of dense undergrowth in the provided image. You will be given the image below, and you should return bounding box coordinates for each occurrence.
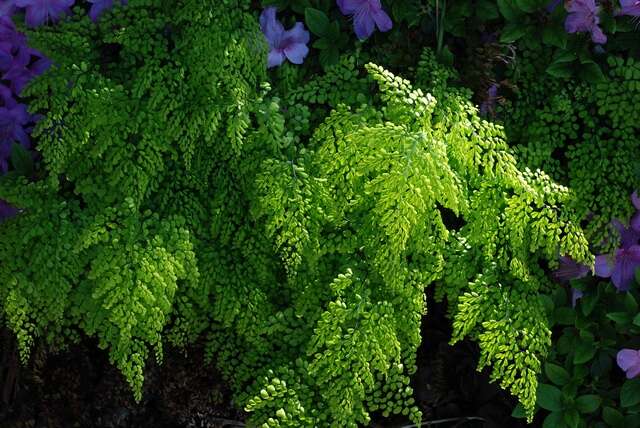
[0,1,639,427]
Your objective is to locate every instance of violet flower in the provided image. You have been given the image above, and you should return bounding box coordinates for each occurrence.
[260,7,309,69]
[595,243,640,292]
[565,0,607,44]
[630,190,640,231]
[14,0,74,28]
[617,349,640,378]
[337,0,392,40]
[87,0,127,22]
[0,0,16,17]
[553,255,590,282]
[0,199,18,220]
[616,0,640,17]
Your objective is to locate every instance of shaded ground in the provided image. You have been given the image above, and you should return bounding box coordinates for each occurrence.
[0,296,539,428]
[0,330,244,428]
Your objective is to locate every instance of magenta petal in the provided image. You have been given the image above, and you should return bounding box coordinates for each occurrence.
[594,254,614,278]
[371,8,392,32]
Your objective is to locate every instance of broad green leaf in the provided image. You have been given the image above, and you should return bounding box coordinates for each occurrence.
[607,312,632,325]
[564,408,580,428]
[545,363,571,386]
[305,8,330,37]
[476,0,499,20]
[497,0,522,21]
[621,379,640,407]
[537,383,563,411]
[500,23,527,43]
[575,395,601,413]
[543,24,568,49]
[546,61,573,78]
[579,60,606,83]
[543,411,564,428]
[511,403,526,418]
[603,406,625,427]
[573,339,596,365]
[555,307,576,325]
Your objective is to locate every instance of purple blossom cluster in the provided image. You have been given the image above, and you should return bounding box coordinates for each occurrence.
[0,1,127,221]
[260,0,392,69]
[1,0,126,26]
[555,192,640,379]
[0,16,48,172]
[563,0,640,44]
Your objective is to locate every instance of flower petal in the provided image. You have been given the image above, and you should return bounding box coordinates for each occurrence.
[285,22,310,45]
[631,211,640,233]
[612,246,640,292]
[353,12,375,40]
[260,7,284,47]
[337,0,361,14]
[371,8,392,32]
[267,49,285,68]
[594,254,614,278]
[618,349,640,371]
[284,42,309,65]
[590,25,607,44]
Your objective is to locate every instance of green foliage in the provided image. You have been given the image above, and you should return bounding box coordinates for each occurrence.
[0,1,593,424]
[500,50,640,250]
[533,276,640,427]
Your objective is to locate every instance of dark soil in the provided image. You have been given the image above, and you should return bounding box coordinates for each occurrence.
[0,296,539,428]
[0,330,244,428]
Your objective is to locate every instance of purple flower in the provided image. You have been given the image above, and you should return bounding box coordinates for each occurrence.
[630,191,640,232]
[260,7,309,69]
[0,100,31,170]
[337,0,392,40]
[14,0,74,28]
[616,0,640,17]
[87,0,127,22]
[565,0,607,44]
[0,1,17,17]
[553,255,590,282]
[0,199,18,220]
[595,247,640,292]
[618,349,640,378]
[3,51,50,95]
[571,288,584,307]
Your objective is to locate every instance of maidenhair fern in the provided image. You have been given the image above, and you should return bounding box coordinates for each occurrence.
[0,2,592,426]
